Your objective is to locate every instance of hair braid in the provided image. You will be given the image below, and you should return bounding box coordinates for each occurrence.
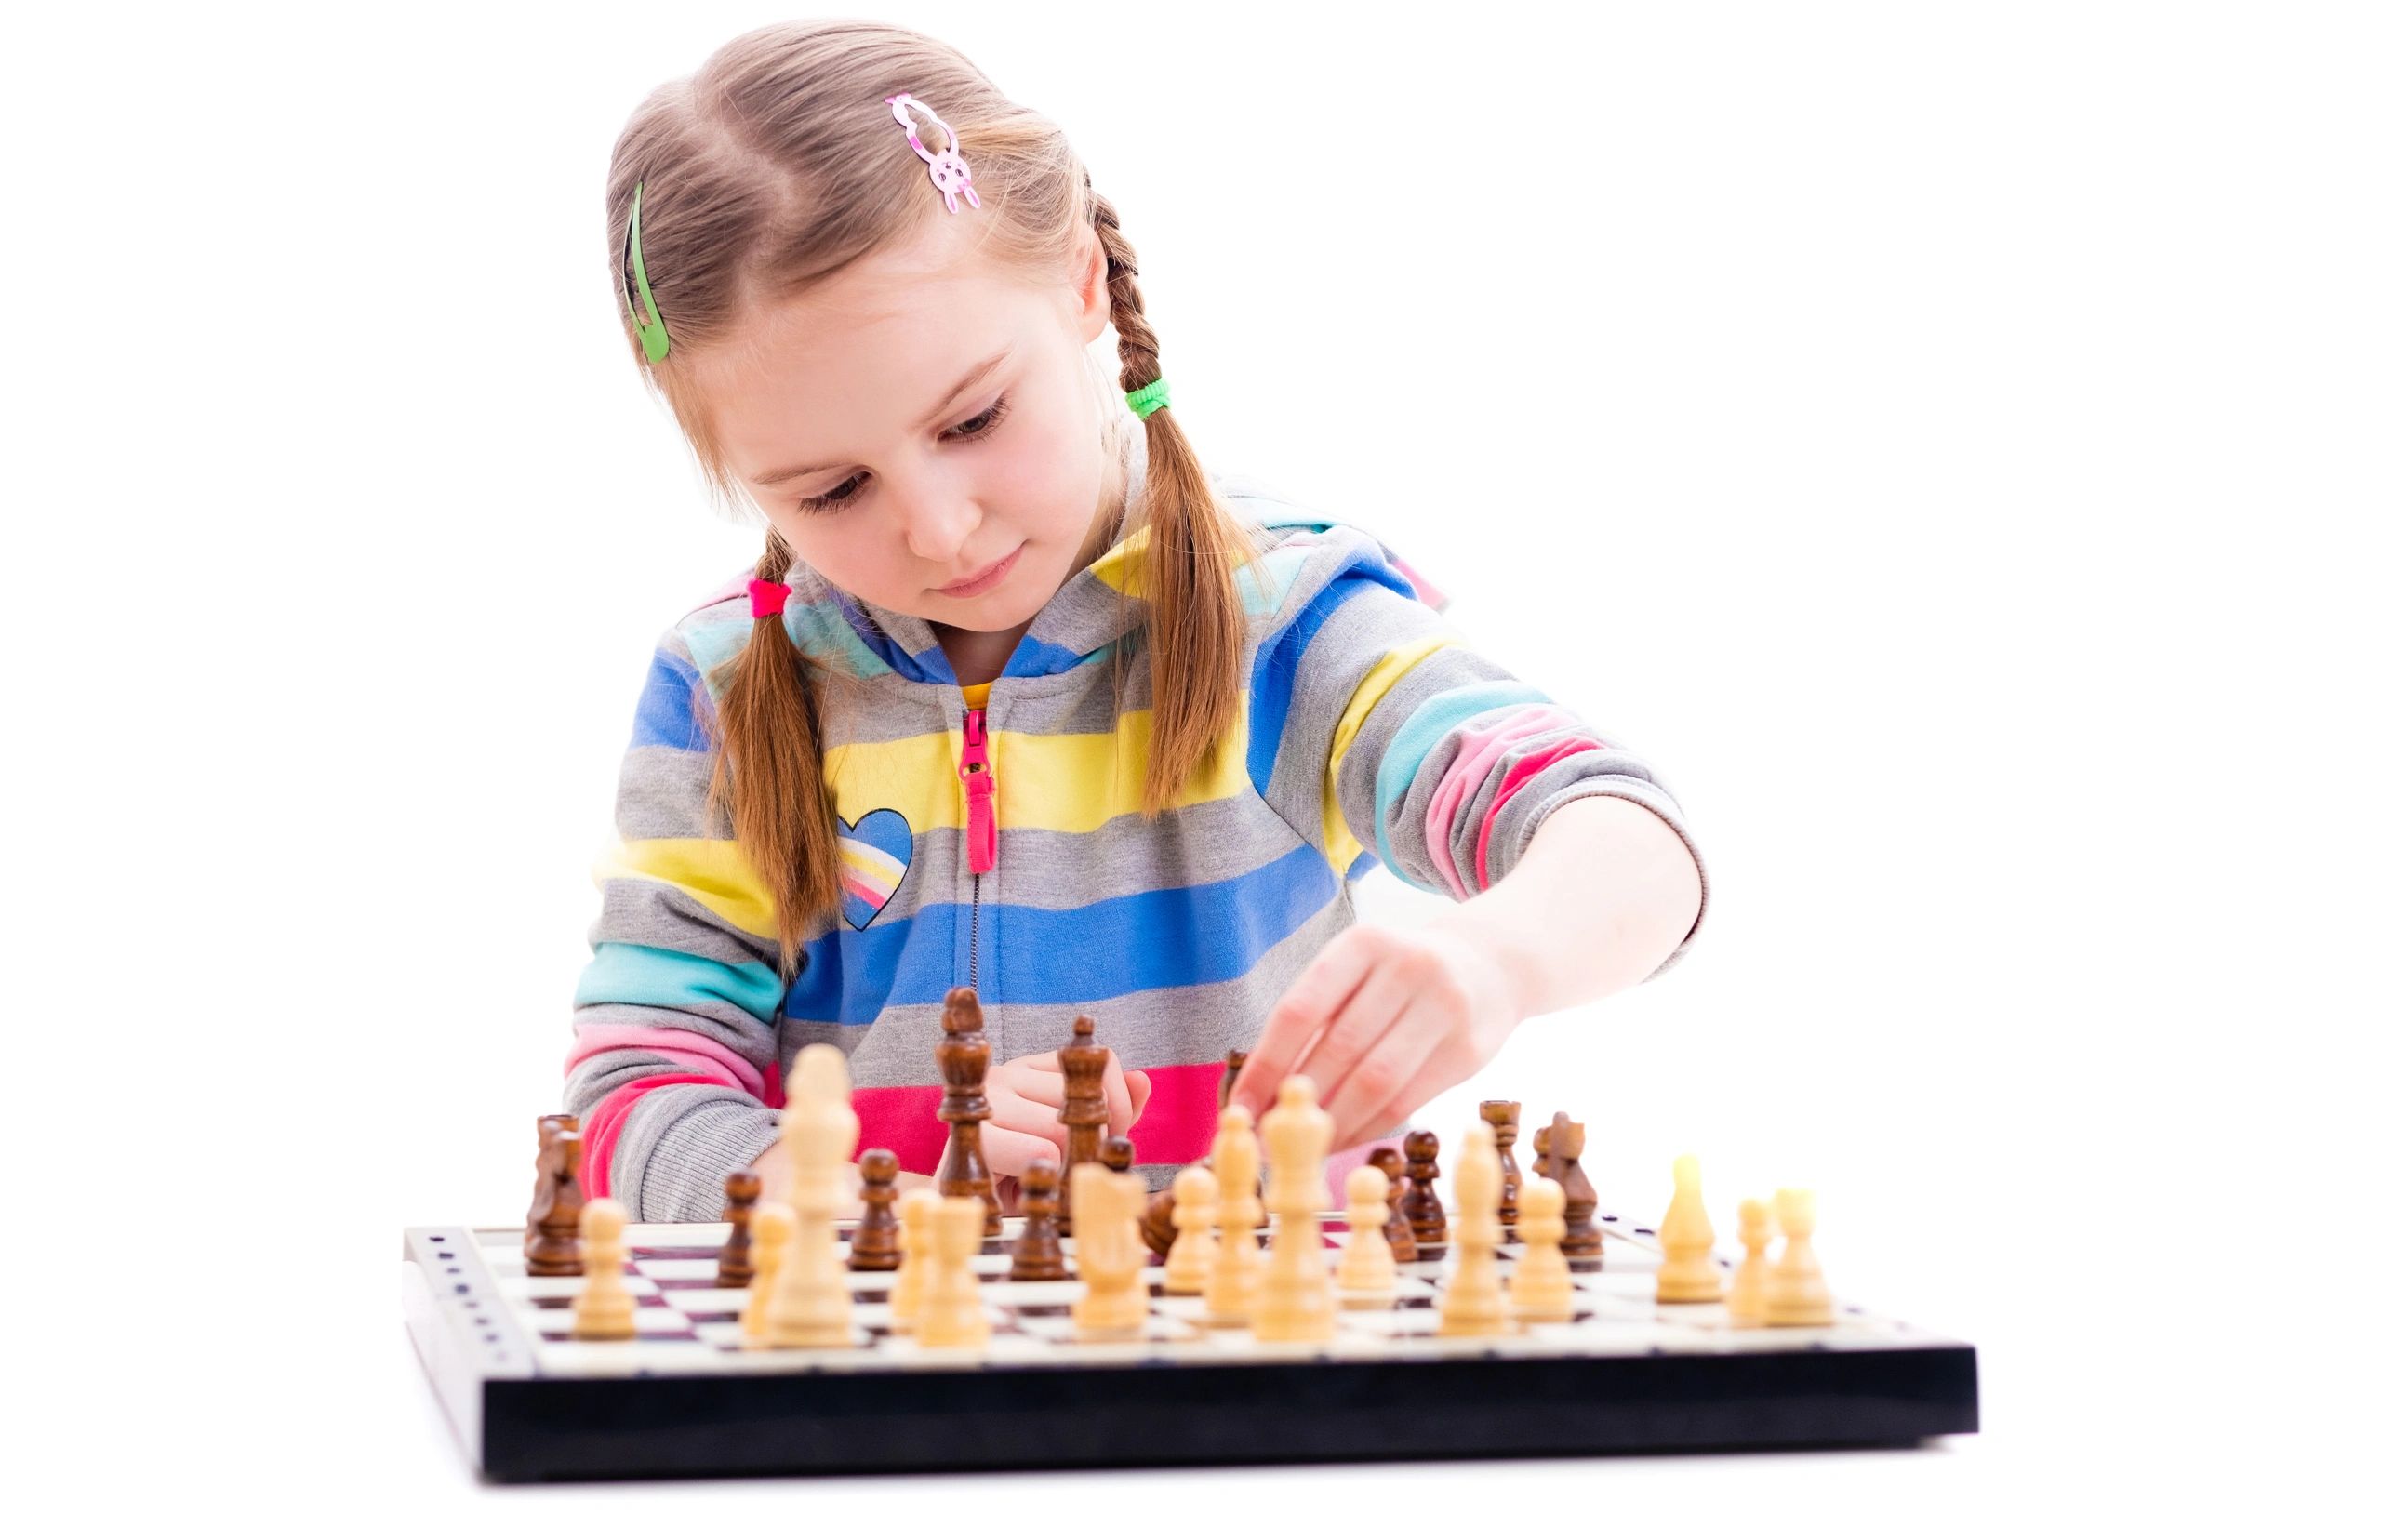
[1086,183,1258,814]
[704,526,844,973]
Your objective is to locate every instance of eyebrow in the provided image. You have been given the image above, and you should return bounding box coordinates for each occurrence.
[749,348,1014,488]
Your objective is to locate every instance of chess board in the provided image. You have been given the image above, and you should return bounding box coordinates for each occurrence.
[403,1212,1978,1481]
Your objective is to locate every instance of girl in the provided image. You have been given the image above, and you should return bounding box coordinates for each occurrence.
[567,19,1707,1223]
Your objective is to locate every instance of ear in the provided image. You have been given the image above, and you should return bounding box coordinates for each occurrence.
[1068,219,1111,345]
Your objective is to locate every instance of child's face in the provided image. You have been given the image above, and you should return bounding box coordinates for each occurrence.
[696,212,1117,635]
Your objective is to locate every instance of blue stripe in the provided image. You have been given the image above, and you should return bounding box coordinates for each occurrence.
[1244,544,1416,798]
[1001,633,1096,679]
[574,941,787,1021]
[1371,681,1550,889]
[786,842,1342,1019]
[629,649,708,750]
[1246,574,1363,798]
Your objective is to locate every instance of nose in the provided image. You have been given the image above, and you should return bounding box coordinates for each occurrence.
[896,478,981,566]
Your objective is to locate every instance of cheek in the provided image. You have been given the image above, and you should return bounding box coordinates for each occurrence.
[982,407,1095,532]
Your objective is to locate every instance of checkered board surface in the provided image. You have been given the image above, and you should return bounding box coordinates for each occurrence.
[405,1210,1978,1480]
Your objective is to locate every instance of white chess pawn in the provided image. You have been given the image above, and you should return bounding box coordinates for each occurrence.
[739,1202,792,1343]
[1510,1176,1574,1322]
[1335,1162,1397,1305]
[887,1188,937,1334]
[1163,1165,1220,1296]
[1436,1122,1512,1336]
[1762,1188,1835,1327]
[572,1198,637,1340]
[918,1194,991,1348]
[1728,1196,1776,1326]
[1656,1152,1723,1303]
[1205,1105,1263,1326]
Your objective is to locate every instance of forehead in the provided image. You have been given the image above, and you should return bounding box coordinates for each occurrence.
[698,222,1054,464]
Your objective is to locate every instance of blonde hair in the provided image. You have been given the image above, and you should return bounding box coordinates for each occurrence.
[606,20,1258,969]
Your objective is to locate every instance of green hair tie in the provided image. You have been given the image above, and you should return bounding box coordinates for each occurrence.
[1126,377,1171,419]
[624,181,671,364]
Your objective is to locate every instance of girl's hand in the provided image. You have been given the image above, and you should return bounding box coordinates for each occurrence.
[979,1049,1151,1181]
[1226,920,1524,1148]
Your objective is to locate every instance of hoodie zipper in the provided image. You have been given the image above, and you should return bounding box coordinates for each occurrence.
[960,705,999,992]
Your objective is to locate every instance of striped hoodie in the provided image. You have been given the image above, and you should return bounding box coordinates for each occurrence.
[565,421,1706,1221]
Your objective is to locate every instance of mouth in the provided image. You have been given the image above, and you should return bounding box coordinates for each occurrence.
[935,544,1023,597]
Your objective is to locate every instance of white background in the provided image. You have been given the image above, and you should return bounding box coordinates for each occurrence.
[10,1,2374,1532]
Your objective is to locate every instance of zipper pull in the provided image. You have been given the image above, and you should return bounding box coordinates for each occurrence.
[960,707,999,873]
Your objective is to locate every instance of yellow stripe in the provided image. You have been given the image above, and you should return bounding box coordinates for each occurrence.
[821,694,1254,834]
[1318,635,1457,872]
[594,838,776,936]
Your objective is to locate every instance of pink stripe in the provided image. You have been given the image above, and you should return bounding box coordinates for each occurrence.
[1388,557,1449,612]
[1129,1062,1229,1165]
[841,874,889,908]
[1424,705,1575,895]
[581,1072,720,1202]
[1475,737,1601,891]
[565,1023,768,1099]
[851,1085,947,1174]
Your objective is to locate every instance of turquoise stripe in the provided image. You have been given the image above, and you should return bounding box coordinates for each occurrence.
[575,941,786,1021]
[1370,681,1550,889]
[682,607,895,682]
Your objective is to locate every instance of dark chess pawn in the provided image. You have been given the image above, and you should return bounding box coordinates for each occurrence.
[1009,1158,1069,1281]
[1367,1146,1420,1263]
[1401,1130,1447,1247]
[850,1148,903,1271]
[1546,1111,1604,1259]
[1219,1048,1248,1108]
[525,1113,585,1277]
[716,1167,760,1286]
[1480,1100,1523,1228]
[1140,1187,1180,1257]
[1100,1135,1136,1175]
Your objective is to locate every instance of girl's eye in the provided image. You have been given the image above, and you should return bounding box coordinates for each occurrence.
[795,392,1013,514]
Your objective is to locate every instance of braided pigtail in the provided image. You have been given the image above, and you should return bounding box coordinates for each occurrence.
[1086,185,1261,816]
[703,526,845,975]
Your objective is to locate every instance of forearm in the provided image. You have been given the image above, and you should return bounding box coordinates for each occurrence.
[1436,794,1703,1020]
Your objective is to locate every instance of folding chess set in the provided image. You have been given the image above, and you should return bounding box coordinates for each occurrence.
[403,1002,1978,1482]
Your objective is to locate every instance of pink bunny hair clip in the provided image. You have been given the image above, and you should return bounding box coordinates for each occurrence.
[885,92,981,214]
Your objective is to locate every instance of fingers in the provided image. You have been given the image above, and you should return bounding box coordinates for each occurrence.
[1124,1069,1151,1124]
[979,1123,1062,1180]
[1102,1053,1137,1138]
[1319,994,1443,1145]
[985,1083,1069,1151]
[1334,1009,1488,1149]
[1294,955,1422,1117]
[1004,1065,1066,1109]
[1230,927,1381,1117]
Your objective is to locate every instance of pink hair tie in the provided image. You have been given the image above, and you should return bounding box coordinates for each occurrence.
[749,578,793,618]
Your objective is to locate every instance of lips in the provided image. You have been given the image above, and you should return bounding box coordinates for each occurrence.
[937,545,1021,596]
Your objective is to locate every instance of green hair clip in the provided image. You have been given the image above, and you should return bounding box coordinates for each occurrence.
[624,181,671,363]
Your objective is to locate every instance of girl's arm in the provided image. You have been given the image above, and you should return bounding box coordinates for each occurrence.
[1231,795,1701,1148]
[1226,523,1708,1144]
